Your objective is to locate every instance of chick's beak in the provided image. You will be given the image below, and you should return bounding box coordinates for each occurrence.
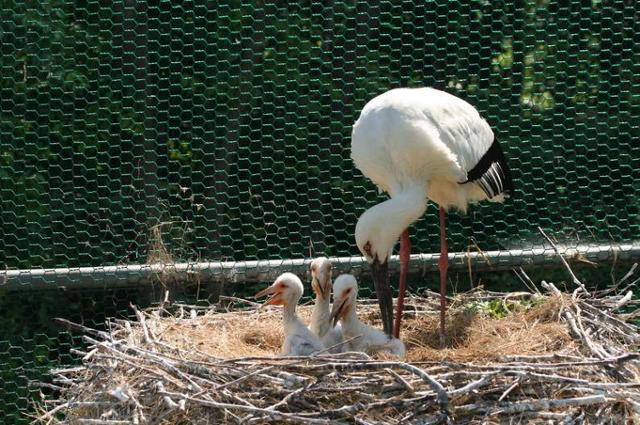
[329,296,348,328]
[371,258,393,336]
[312,277,326,299]
[254,285,281,305]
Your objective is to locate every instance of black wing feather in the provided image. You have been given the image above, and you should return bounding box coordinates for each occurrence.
[460,139,514,198]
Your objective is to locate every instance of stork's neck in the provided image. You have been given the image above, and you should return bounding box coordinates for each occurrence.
[310,295,331,337]
[339,304,361,333]
[386,184,428,226]
[357,184,427,262]
[282,302,298,327]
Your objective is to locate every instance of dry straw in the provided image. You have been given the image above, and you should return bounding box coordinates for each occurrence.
[36,267,640,424]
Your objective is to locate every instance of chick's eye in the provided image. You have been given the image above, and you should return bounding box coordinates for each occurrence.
[311,265,316,272]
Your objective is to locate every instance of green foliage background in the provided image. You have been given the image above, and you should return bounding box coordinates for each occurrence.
[2,0,638,271]
[0,1,639,422]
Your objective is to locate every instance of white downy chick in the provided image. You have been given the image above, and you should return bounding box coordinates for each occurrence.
[330,274,406,357]
[309,257,343,353]
[255,273,325,356]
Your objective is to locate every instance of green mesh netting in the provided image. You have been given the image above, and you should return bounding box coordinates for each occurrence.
[2,1,638,270]
[1,1,639,422]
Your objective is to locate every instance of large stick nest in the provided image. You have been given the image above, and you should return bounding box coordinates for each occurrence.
[37,278,640,424]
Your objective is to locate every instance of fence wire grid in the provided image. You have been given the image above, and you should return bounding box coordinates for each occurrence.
[1,1,639,423]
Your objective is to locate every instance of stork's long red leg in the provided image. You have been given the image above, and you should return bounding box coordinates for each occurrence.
[393,229,411,338]
[439,207,448,347]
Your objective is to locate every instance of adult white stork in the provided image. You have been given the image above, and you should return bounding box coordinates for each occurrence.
[351,87,513,343]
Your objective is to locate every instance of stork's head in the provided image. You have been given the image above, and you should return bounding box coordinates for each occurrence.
[254,273,303,307]
[355,207,399,265]
[355,187,427,264]
[354,207,397,335]
[310,257,332,300]
[329,274,358,327]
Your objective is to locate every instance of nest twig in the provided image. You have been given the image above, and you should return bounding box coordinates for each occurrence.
[36,282,640,424]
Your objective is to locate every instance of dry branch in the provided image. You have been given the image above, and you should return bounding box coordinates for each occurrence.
[36,285,640,424]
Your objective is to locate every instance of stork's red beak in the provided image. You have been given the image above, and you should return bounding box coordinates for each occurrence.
[371,258,393,336]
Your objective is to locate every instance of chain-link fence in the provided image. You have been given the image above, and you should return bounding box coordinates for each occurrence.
[1,1,639,422]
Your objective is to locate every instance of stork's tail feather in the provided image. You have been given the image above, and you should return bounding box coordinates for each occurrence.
[460,138,514,199]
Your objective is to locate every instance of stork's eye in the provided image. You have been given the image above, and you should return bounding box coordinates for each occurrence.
[363,241,372,256]
[311,265,317,272]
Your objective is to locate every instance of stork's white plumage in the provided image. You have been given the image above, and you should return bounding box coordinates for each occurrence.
[330,274,406,357]
[309,257,344,353]
[351,87,513,343]
[254,273,325,356]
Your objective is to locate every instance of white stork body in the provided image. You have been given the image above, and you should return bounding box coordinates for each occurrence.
[352,87,504,213]
[255,273,326,356]
[330,274,406,357]
[351,87,513,341]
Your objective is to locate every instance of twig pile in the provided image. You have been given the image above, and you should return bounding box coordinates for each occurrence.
[37,278,640,424]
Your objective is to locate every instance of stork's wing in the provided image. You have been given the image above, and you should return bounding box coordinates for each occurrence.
[421,88,514,199]
[459,138,514,199]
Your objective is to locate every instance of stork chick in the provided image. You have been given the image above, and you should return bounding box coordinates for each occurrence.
[330,274,406,357]
[255,273,325,356]
[309,257,343,352]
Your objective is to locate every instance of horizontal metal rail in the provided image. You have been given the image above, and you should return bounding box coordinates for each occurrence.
[2,242,639,291]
